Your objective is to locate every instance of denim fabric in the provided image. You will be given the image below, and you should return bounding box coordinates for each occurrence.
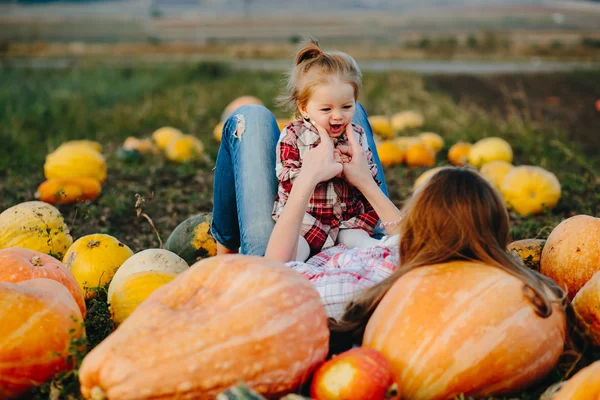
[210,103,388,256]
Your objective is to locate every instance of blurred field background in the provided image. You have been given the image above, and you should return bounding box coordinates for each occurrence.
[1,1,600,399]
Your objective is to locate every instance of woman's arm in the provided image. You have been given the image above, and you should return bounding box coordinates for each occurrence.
[265,122,344,263]
[341,125,403,236]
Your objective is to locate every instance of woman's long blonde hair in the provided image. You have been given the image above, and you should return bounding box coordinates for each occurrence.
[331,167,567,340]
[277,38,362,119]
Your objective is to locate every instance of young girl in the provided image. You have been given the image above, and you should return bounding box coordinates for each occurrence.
[273,39,384,261]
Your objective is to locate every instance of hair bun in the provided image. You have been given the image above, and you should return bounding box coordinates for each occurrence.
[295,38,323,66]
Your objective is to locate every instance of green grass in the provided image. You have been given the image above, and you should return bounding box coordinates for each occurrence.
[2,62,599,399]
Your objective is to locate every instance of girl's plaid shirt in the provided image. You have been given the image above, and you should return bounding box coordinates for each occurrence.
[272,120,382,253]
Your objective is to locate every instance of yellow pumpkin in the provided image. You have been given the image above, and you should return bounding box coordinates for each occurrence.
[507,238,545,271]
[221,95,263,121]
[63,234,133,298]
[165,134,205,163]
[364,261,566,399]
[376,141,404,167]
[44,145,107,182]
[390,111,424,133]
[500,166,561,215]
[468,137,513,168]
[479,160,514,190]
[552,360,600,400]
[368,116,394,139]
[36,177,101,205]
[110,270,177,325]
[152,127,183,151]
[213,122,224,143]
[55,140,102,154]
[405,143,435,168]
[447,142,472,166]
[393,136,421,151]
[107,248,188,303]
[413,167,442,190]
[573,272,600,346]
[541,215,600,299]
[418,132,444,153]
[123,137,157,154]
[79,255,329,399]
[0,201,73,259]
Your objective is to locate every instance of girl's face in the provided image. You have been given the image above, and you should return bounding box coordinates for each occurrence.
[300,78,356,138]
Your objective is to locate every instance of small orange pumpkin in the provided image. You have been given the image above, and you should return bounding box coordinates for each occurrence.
[0,279,85,399]
[311,347,400,400]
[447,142,471,166]
[36,177,101,205]
[552,360,600,400]
[364,261,566,399]
[541,215,600,299]
[79,255,329,399]
[572,271,600,346]
[0,247,86,317]
[405,143,435,168]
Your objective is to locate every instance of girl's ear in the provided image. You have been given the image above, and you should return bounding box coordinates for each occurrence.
[297,102,309,120]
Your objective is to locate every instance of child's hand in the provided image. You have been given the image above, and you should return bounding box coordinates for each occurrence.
[298,120,343,185]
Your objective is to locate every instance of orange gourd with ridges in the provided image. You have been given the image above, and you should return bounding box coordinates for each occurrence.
[0,279,85,398]
[0,247,86,317]
[79,255,329,399]
[364,261,566,399]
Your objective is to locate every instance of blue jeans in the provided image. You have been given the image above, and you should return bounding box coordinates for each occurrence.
[211,103,388,256]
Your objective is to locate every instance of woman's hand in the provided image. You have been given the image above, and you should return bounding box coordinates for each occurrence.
[298,120,343,185]
[339,124,375,191]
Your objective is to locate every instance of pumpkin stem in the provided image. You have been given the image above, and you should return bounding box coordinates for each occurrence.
[90,386,107,400]
[385,382,400,399]
[30,256,43,266]
[87,240,101,248]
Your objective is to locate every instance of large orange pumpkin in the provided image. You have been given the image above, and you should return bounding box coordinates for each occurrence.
[0,247,86,317]
[363,261,566,399]
[572,271,600,346]
[79,255,329,399]
[0,278,85,398]
[552,360,600,400]
[541,215,600,299]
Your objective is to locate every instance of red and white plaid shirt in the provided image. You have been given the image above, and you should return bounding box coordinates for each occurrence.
[272,120,381,253]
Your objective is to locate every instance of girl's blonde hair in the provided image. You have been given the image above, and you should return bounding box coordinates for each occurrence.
[331,167,567,340]
[277,38,362,119]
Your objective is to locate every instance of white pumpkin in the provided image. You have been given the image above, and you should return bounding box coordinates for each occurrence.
[107,249,188,303]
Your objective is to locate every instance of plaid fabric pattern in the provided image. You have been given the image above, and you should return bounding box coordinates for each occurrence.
[286,244,399,321]
[273,120,381,253]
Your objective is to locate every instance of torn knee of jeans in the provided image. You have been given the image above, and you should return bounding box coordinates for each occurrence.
[234,114,245,139]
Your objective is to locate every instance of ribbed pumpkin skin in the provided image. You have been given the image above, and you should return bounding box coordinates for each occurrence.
[0,247,86,317]
[552,360,600,400]
[541,215,600,299]
[501,166,561,216]
[0,279,85,398]
[363,261,566,400]
[0,201,73,259]
[572,271,600,346]
[44,145,107,182]
[79,255,330,400]
[110,271,177,325]
[63,234,133,298]
[107,249,188,303]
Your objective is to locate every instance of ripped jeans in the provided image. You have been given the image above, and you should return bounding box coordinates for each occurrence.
[210,104,388,256]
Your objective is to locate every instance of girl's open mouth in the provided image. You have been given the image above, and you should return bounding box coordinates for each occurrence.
[330,124,343,135]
